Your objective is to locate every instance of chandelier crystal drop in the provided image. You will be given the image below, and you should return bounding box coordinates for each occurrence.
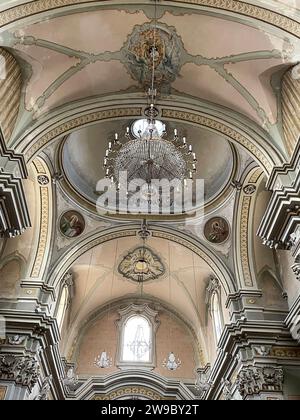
[94,351,113,369]
[163,352,182,371]
[103,103,197,195]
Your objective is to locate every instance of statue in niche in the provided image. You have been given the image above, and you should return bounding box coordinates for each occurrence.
[204,217,230,244]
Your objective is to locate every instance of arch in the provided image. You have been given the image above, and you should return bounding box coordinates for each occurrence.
[12,95,285,176]
[77,369,195,400]
[233,165,265,289]
[64,296,206,369]
[47,224,236,295]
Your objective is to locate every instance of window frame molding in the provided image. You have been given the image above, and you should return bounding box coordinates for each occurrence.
[116,303,160,370]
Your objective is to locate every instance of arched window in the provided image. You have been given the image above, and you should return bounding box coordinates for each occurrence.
[56,285,69,331]
[122,315,151,363]
[117,304,159,369]
[211,292,223,343]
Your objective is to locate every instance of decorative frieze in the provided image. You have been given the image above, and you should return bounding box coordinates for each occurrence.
[236,367,284,398]
[0,354,40,391]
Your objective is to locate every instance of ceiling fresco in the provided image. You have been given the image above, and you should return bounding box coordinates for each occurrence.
[0,5,298,145]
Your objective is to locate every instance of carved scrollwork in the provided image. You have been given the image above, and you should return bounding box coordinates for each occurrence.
[0,355,40,391]
[118,247,165,282]
[236,366,284,398]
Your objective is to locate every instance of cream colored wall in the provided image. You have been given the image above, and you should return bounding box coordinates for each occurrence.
[253,184,287,310]
[76,308,197,380]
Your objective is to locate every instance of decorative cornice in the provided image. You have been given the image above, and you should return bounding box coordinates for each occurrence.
[0,132,30,237]
[92,386,165,400]
[0,0,298,38]
[258,144,300,249]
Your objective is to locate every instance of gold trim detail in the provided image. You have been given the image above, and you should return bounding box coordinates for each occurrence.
[237,168,263,288]
[240,196,252,287]
[25,108,142,161]
[249,168,264,184]
[30,158,50,278]
[162,109,273,173]
[0,0,299,37]
[271,347,300,359]
[24,107,273,175]
[31,187,49,277]
[92,386,166,400]
[0,386,7,400]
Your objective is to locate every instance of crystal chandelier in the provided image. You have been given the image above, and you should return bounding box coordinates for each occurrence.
[163,352,182,371]
[103,1,197,205]
[127,324,151,361]
[94,351,113,369]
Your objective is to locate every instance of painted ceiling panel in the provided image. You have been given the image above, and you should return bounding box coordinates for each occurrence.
[14,44,80,111]
[173,63,262,125]
[160,11,286,57]
[2,7,298,133]
[14,10,147,54]
[225,58,286,126]
[39,60,135,114]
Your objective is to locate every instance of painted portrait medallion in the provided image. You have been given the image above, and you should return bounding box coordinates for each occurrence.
[59,211,85,238]
[204,217,230,244]
[123,23,183,91]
